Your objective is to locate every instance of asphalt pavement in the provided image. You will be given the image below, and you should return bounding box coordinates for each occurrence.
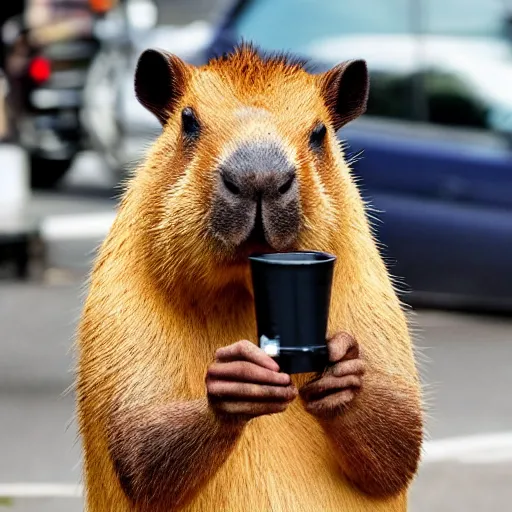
[1,151,512,511]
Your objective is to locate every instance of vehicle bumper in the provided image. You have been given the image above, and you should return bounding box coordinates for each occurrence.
[30,86,83,111]
[18,109,82,161]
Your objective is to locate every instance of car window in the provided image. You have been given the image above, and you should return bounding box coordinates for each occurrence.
[423,0,506,38]
[233,0,417,122]
[234,0,410,54]
[419,0,512,133]
[231,0,512,134]
[233,0,508,54]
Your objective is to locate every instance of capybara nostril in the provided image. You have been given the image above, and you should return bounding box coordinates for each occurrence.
[222,174,241,196]
[278,174,295,195]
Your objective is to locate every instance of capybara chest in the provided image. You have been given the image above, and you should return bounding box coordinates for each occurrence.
[181,403,405,512]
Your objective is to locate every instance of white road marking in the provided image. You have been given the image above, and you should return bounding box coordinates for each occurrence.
[0,483,83,498]
[423,432,512,464]
[40,211,116,241]
[1,432,512,499]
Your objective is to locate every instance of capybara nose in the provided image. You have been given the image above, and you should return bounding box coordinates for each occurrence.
[219,141,297,201]
[212,139,300,250]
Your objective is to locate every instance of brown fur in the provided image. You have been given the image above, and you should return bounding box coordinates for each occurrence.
[75,44,423,511]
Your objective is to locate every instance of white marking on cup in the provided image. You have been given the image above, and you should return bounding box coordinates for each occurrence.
[260,335,280,357]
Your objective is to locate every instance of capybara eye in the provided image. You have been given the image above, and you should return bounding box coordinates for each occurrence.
[181,107,200,139]
[309,123,327,150]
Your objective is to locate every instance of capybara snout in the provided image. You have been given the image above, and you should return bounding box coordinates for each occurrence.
[211,139,300,251]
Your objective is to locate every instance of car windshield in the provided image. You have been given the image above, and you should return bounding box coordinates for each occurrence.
[232,0,508,54]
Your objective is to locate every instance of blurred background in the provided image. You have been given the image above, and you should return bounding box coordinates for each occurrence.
[0,0,511,510]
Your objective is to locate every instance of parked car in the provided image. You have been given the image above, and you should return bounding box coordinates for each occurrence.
[80,1,213,175]
[1,0,103,188]
[206,0,512,312]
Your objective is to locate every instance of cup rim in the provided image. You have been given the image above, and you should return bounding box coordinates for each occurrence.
[248,250,336,265]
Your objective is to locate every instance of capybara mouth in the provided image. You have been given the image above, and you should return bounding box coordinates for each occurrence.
[247,200,266,246]
[236,222,276,259]
[211,195,299,262]
[219,216,279,263]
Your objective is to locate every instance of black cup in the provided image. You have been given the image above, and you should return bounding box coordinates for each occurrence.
[249,251,336,374]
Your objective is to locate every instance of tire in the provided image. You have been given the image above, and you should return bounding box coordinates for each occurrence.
[81,47,127,173]
[29,155,73,189]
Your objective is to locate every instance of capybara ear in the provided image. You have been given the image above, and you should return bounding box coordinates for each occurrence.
[134,48,188,125]
[318,59,369,131]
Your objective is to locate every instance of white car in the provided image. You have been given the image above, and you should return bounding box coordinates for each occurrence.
[306,34,512,136]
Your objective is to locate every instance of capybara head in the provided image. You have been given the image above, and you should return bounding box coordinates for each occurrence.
[132,43,369,291]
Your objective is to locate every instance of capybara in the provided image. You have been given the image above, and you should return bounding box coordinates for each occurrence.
[75,43,423,512]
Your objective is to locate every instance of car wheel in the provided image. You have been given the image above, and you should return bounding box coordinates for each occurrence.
[29,155,73,189]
